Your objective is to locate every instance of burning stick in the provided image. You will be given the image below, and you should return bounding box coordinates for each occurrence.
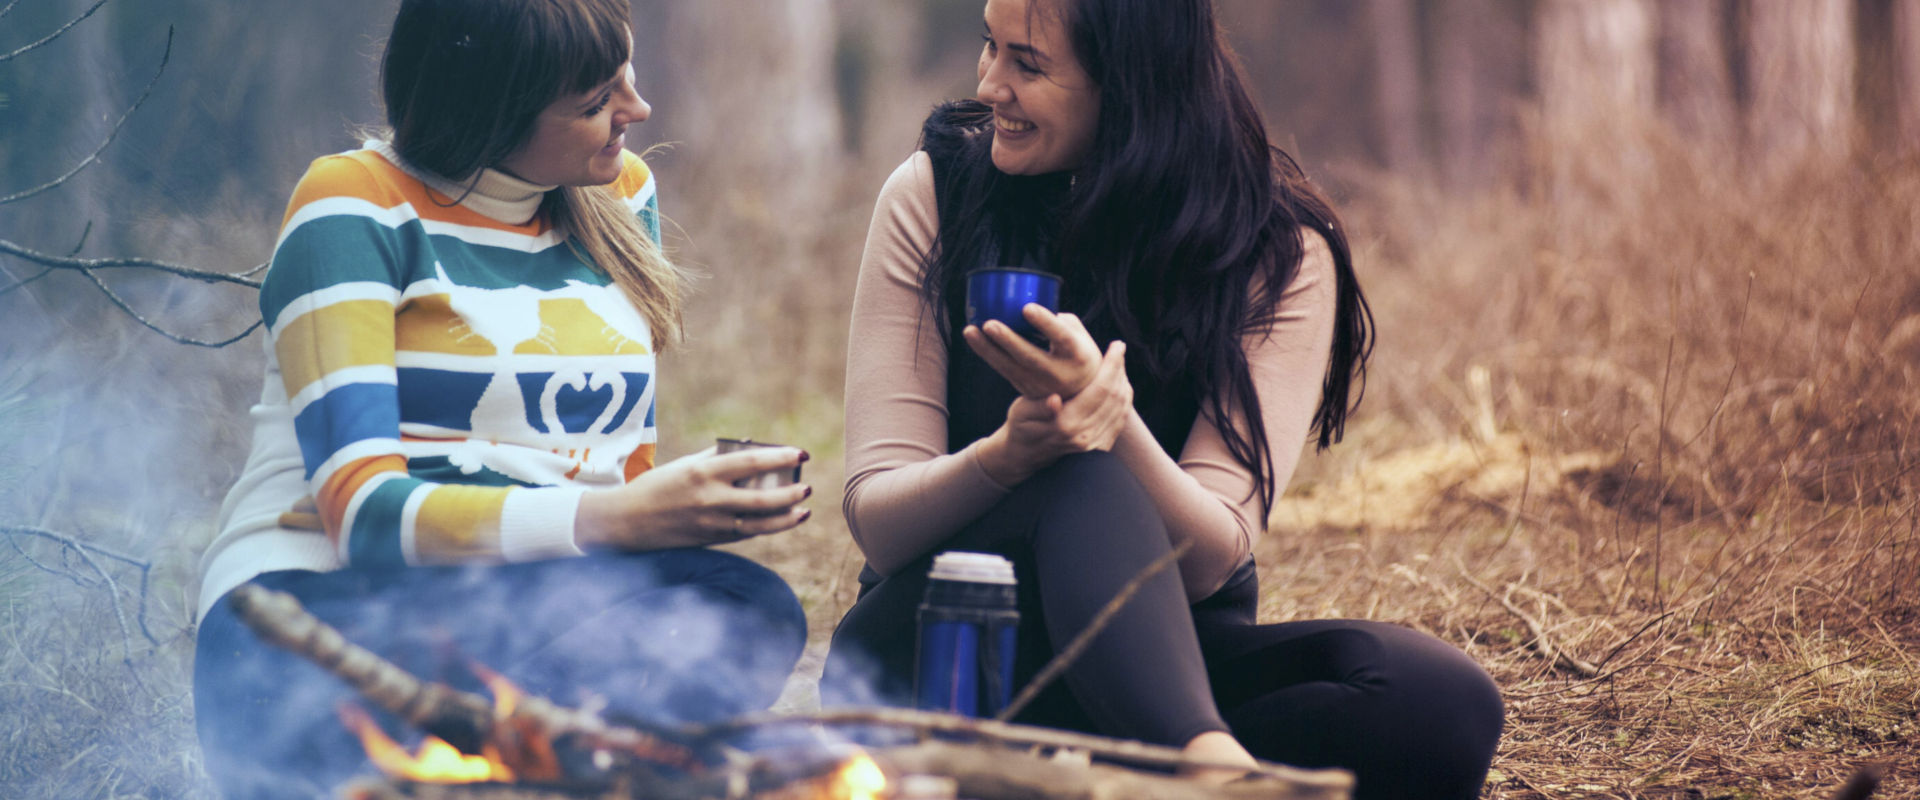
[225,582,702,774]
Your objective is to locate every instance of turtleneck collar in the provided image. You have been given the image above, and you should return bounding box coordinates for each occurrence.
[367,139,558,226]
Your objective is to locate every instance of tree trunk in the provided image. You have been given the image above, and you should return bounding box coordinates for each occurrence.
[1536,0,1656,125]
[1430,0,1500,189]
[1362,0,1426,175]
[1742,0,1856,163]
[1655,0,1737,140]
[1895,0,1920,148]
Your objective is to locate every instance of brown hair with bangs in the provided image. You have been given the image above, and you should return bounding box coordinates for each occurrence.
[381,0,685,349]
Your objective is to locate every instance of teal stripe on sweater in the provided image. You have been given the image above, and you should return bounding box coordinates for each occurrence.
[347,477,420,568]
[262,216,615,328]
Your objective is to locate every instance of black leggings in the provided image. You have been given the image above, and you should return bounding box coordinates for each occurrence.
[823,452,1503,800]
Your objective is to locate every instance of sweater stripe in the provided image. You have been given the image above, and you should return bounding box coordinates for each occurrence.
[256,147,658,567]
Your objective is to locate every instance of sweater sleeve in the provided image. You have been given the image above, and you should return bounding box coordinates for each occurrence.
[261,154,663,568]
[842,153,1014,575]
[1108,228,1338,599]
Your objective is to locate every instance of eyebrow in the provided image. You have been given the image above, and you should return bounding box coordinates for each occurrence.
[983,22,1045,61]
[573,71,624,111]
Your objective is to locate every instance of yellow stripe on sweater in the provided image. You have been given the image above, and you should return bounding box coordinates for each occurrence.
[412,484,509,562]
[276,299,397,398]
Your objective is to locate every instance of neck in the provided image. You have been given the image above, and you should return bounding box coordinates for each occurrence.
[367,140,558,225]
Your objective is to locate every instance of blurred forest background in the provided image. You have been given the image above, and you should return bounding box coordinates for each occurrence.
[3,0,1918,797]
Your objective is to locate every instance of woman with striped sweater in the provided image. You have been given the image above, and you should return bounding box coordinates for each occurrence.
[192,1,809,795]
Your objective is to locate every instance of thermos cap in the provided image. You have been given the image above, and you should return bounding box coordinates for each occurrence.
[928,551,1016,585]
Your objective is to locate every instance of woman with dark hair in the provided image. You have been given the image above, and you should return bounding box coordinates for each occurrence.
[192,1,809,796]
[822,0,1502,797]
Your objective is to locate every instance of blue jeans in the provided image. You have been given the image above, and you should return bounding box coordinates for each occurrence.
[194,549,805,799]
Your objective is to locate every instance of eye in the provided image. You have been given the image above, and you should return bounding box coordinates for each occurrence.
[981,32,995,55]
[583,92,612,117]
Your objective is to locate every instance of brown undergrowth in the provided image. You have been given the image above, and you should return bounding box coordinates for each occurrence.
[1268,122,1920,798]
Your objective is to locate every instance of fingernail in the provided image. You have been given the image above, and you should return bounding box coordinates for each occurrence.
[803,485,814,499]
[799,450,811,463]
[800,509,813,523]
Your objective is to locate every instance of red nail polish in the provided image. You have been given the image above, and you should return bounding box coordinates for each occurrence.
[800,509,813,523]
[803,486,814,500]
[799,450,812,463]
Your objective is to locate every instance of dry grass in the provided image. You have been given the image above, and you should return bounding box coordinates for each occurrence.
[1261,119,1920,798]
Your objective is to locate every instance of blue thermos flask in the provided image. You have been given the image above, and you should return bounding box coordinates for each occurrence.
[914,552,1020,717]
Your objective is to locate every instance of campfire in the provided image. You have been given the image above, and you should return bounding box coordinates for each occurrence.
[229,583,1352,800]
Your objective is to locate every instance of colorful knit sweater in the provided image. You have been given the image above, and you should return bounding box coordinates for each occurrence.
[198,142,661,620]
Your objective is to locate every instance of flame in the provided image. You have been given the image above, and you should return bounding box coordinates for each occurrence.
[833,752,887,800]
[338,704,515,783]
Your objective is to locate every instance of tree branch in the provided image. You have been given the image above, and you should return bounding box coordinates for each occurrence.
[73,264,264,347]
[0,0,23,23]
[0,237,264,288]
[0,0,110,62]
[1,26,171,206]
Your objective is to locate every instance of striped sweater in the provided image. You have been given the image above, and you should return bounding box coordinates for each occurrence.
[199,142,661,619]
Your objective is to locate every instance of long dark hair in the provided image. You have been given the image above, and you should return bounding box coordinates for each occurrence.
[921,0,1372,515]
[380,0,686,349]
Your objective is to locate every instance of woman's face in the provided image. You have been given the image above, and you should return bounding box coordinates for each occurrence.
[498,39,649,186]
[978,0,1100,176]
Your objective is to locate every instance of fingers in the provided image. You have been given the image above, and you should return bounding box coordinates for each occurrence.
[698,446,808,484]
[712,504,813,541]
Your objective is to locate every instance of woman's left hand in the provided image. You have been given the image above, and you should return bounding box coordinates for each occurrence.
[977,339,1135,485]
[963,304,1106,399]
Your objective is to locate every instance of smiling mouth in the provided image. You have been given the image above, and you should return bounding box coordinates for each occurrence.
[996,115,1035,133]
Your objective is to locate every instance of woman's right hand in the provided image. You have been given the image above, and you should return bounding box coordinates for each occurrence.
[978,340,1133,486]
[574,447,812,551]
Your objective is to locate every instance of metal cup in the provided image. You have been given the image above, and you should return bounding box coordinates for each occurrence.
[714,437,802,490]
[965,268,1061,341]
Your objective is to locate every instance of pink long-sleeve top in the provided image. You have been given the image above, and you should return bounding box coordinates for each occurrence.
[842,152,1338,600]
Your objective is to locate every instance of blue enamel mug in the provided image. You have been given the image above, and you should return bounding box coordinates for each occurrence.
[965,268,1061,341]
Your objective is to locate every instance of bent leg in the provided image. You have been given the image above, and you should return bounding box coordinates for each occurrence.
[1201,618,1504,800]
[826,452,1227,747]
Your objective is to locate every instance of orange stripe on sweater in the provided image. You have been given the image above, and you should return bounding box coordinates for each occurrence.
[317,453,409,541]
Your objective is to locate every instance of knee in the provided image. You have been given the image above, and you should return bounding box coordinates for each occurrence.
[1018,452,1156,517]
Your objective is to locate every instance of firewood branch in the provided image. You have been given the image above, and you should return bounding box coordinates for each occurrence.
[225,582,703,773]
[687,706,1349,789]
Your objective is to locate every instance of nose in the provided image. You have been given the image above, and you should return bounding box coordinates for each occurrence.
[620,92,651,125]
[614,67,651,126]
[977,55,1012,106]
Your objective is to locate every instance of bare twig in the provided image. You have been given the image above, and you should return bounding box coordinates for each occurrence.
[0,0,23,22]
[0,0,109,62]
[1,27,171,205]
[0,521,161,644]
[0,266,55,298]
[0,238,265,288]
[73,265,264,347]
[1458,566,1600,677]
[0,524,162,690]
[996,539,1193,722]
